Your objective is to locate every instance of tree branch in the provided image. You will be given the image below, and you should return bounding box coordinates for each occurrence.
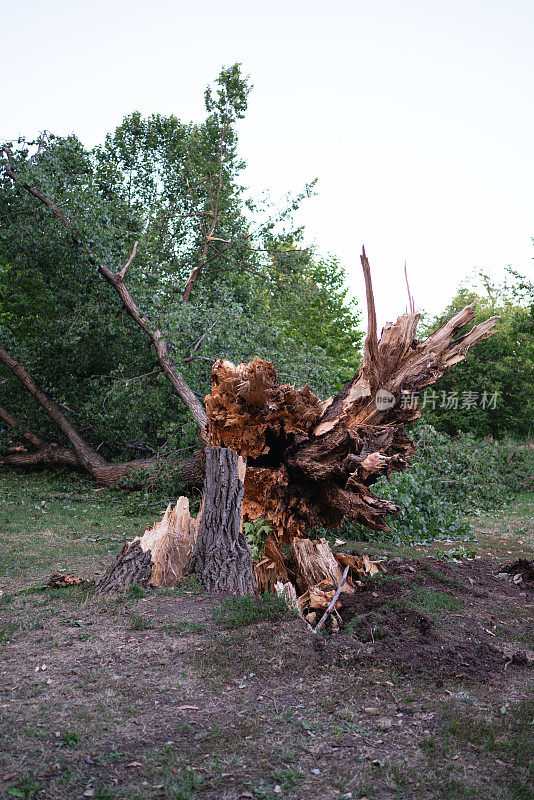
[2,154,207,431]
[0,346,108,471]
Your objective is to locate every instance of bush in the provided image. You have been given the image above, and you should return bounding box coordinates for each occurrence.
[333,423,532,545]
[211,593,297,629]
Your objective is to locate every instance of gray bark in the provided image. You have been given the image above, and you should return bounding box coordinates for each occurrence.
[187,446,256,595]
[96,541,153,593]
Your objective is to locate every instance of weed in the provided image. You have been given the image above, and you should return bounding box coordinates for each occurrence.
[435,545,477,560]
[211,593,296,629]
[129,613,153,630]
[127,584,147,599]
[6,778,40,798]
[60,730,80,748]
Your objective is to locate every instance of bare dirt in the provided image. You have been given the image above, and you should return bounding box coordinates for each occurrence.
[1,553,532,800]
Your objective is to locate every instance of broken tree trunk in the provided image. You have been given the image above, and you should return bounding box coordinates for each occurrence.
[0,404,79,468]
[205,248,498,546]
[97,497,199,592]
[186,446,256,595]
[95,248,496,602]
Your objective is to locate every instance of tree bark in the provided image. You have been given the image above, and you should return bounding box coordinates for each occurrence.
[96,497,199,592]
[96,541,154,593]
[187,446,256,595]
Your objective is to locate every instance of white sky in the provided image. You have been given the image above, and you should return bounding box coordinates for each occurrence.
[2,0,533,325]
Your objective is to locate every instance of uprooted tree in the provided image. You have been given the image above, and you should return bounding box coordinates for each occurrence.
[62,248,498,601]
[0,68,498,605]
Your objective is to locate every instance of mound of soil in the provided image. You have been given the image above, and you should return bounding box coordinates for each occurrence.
[501,558,534,588]
[331,557,531,681]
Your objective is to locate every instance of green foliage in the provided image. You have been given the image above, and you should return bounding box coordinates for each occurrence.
[422,270,533,439]
[127,584,146,599]
[243,517,271,562]
[435,545,477,560]
[60,730,80,748]
[128,612,153,630]
[337,422,532,545]
[407,586,463,614]
[0,65,361,462]
[211,593,297,629]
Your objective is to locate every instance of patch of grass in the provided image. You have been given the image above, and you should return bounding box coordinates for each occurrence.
[127,584,147,599]
[0,622,22,643]
[128,613,153,630]
[60,730,81,748]
[165,768,204,799]
[409,586,463,614]
[419,562,465,590]
[444,697,534,767]
[211,593,296,629]
[156,575,204,596]
[0,469,153,585]
[418,698,534,799]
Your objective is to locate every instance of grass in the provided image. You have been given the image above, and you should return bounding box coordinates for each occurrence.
[211,593,297,628]
[0,469,155,586]
[340,491,534,561]
[128,612,153,630]
[418,698,534,799]
[408,585,463,614]
[1,470,533,800]
[163,620,206,635]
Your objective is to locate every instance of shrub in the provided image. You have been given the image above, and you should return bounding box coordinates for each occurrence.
[330,422,533,545]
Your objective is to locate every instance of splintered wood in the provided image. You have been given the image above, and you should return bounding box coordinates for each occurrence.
[97,497,198,592]
[205,260,497,546]
[274,538,386,628]
[98,248,497,602]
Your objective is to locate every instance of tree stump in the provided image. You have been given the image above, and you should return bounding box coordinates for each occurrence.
[96,497,198,592]
[96,541,153,593]
[187,446,256,595]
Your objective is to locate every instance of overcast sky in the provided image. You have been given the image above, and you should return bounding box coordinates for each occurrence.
[2,0,533,325]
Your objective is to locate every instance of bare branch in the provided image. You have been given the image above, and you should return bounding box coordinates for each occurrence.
[119,240,139,279]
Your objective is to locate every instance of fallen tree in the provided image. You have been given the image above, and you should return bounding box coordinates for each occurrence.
[96,250,498,603]
[0,358,204,487]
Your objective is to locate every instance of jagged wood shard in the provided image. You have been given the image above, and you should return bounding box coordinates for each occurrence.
[204,249,498,545]
[97,497,198,592]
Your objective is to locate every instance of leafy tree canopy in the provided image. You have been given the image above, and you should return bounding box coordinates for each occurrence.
[0,64,362,461]
[421,269,533,439]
